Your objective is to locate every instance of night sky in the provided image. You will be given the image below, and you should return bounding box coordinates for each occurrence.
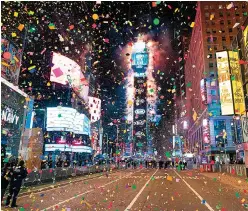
[1,1,196,144]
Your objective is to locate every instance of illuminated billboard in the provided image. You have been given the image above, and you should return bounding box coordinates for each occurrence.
[50,52,89,102]
[45,144,92,153]
[228,51,246,115]
[46,107,90,135]
[1,39,22,85]
[50,52,82,85]
[216,51,234,115]
[88,97,101,123]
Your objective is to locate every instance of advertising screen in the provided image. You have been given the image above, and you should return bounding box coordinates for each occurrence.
[46,107,90,135]
[216,51,234,115]
[228,51,246,115]
[45,144,92,153]
[50,52,89,102]
[1,39,22,85]
[132,53,149,67]
[50,52,82,86]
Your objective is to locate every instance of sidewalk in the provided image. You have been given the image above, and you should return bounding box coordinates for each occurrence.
[199,171,248,190]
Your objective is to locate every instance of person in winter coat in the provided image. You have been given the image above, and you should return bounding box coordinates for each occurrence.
[1,163,12,202]
[5,160,28,208]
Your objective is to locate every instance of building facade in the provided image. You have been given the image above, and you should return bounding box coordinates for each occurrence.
[184,1,248,163]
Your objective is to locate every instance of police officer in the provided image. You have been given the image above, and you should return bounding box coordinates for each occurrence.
[5,160,27,208]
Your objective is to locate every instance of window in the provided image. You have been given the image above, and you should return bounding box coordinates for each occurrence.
[205,12,209,18]
[212,99,217,104]
[213,37,217,42]
[211,80,216,86]
[235,12,240,16]
[219,5,223,9]
[212,29,216,33]
[242,4,246,9]
[227,12,231,17]
[214,46,218,50]
[211,89,217,95]
[220,20,224,25]
[223,46,227,50]
[209,63,214,68]
[230,36,233,41]
[212,21,215,26]
[208,54,213,58]
[222,37,226,41]
[221,29,225,33]
[228,20,232,25]
[204,5,209,10]
[219,12,223,17]
[206,28,211,34]
[229,28,233,33]
[210,71,215,77]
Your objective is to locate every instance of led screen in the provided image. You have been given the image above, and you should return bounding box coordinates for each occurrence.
[132,53,148,67]
[46,107,90,135]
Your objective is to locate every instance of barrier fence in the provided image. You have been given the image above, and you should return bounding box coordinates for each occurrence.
[23,164,122,186]
[200,164,247,177]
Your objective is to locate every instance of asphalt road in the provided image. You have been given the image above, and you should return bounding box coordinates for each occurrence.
[2,167,248,211]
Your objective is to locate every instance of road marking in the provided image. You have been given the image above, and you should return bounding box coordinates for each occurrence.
[124,169,158,211]
[41,169,142,211]
[174,170,215,211]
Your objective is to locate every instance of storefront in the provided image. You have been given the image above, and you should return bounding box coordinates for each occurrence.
[1,77,33,161]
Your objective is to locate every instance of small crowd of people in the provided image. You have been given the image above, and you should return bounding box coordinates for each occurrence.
[1,159,27,208]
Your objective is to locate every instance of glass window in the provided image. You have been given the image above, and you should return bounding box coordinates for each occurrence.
[222,37,226,41]
[214,46,218,50]
[220,20,224,25]
[204,5,209,10]
[219,12,223,17]
[206,28,211,33]
[213,37,217,42]
[205,12,209,17]
[210,71,215,77]
[227,12,231,17]
[212,99,217,104]
[230,36,233,41]
[228,20,232,25]
[209,63,214,68]
[229,28,233,33]
[211,89,217,95]
[219,5,223,9]
[235,12,240,16]
[211,80,216,86]
[212,29,216,33]
[212,21,215,26]
[208,54,213,58]
[242,4,246,9]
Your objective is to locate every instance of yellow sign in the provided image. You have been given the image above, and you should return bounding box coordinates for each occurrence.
[216,51,234,115]
[228,51,246,115]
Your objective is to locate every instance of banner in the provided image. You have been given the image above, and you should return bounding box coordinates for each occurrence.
[216,51,234,115]
[228,51,246,115]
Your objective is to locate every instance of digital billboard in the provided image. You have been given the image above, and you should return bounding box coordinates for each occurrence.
[46,107,90,135]
[1,39,22,85]
[88,97,101,123]
[45,144,92,153]
[228,51,246,115]
[50,52,89,102]
[50,52,82,86]
[216,51,234,115]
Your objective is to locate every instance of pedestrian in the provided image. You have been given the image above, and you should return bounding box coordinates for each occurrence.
[1,162,12,202]
[5,160,28,208]
[145,160,148,168]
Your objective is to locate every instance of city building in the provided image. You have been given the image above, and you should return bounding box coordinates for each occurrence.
[230,17,248,166]
[184,1,248,164]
